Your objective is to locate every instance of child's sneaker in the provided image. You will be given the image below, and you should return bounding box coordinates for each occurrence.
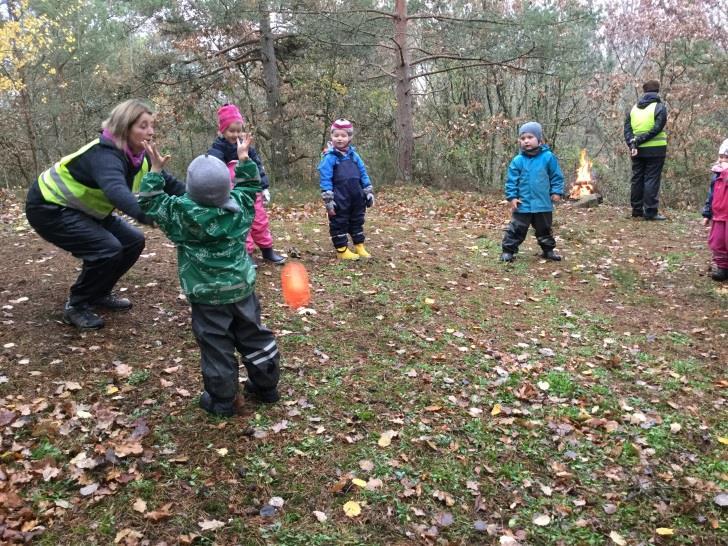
[243,381,280,403]
[336,247,360,260]
[354,243,371,258]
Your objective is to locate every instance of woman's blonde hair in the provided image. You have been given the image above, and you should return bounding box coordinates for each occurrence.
[102,99,154,151]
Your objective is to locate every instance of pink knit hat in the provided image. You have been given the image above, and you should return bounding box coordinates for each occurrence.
[217,104,244,133]
[330,118,354,136]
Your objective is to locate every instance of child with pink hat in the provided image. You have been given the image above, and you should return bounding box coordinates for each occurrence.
[701,138,728,281]
[208,104,286,265]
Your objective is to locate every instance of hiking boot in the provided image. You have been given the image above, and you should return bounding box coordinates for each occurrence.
[90,293,132,310]
[244,381,280,404]
[261,247,286,265]
[542,250,562,261]
[199,391,235,417]
[500,252,515,263]
[644,214,667,221]
[63,302,104,330]
[336,247,360,260]
[711,267,728,281]
[354,243,371,258]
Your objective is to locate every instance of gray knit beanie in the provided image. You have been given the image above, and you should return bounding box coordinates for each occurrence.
[186,154,240,212]
[518,121,544,143]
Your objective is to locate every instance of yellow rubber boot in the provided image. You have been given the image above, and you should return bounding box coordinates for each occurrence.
[354,243,371,258]
[337,247,360,260]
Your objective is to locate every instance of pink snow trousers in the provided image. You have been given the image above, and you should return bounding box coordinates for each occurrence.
[246,193,273,254]
[227,160,273,254]
[708,220,728,269]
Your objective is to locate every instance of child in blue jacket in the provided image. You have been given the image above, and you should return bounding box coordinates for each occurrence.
[318,119,374,260]
[500,122,565,262]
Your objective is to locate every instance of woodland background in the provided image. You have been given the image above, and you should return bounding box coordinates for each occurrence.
[1,0,728,205]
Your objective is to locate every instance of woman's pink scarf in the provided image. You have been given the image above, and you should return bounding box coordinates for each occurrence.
[101,128,145,169]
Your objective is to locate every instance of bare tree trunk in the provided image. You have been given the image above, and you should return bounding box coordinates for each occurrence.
[258,1,289,183]
[18,78,37,183]
[393,0,413,182]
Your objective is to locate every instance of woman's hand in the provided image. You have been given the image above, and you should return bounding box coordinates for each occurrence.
[237,133,253,162]
[142,140,170,173]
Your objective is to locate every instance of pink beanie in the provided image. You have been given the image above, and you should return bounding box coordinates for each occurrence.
[217,104,244,133]
[330,118,354,136]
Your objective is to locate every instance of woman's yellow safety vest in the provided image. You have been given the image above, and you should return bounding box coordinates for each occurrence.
[630,102,667,148]
[37,139,149,219]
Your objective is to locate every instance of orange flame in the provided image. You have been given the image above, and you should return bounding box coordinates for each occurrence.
[569,148,596,199]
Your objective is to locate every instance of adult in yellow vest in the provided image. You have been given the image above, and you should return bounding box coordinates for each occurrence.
[624,80,668,220]
[25,99,186,329]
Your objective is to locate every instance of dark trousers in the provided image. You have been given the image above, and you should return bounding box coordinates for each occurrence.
[502,211,556,254]
[329,179,366,248]
[190,293,280,402]
[25,200,145,306]
[630,155,665,217]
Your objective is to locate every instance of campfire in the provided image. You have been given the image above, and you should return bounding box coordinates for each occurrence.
[569,148,597,199]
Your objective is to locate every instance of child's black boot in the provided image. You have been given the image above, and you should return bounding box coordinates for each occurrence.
[711,266,728,281]
[199,391,236,417]
[244,380,280,403]
[542,250,562,261]
[261,247,286,265]
[500,252,515,262]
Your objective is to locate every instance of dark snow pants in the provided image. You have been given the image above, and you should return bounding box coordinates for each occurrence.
[329,158,366,248]
[190,293,280,403]
[630,155,665,218]
[25,185,145,307]
[501,211,556,254]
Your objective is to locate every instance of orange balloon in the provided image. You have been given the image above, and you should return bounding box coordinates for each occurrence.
[281,261,310,309]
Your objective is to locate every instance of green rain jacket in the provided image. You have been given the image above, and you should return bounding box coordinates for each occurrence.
[138,160,261,305]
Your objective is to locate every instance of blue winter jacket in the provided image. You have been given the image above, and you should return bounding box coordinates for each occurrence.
[318,145,372,192]
[504,144,564,213]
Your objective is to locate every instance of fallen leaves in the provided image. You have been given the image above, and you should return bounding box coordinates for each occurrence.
[198,519,225,531]
[377,429,398,447]
[343,500,361,518]
[132,498,147,513]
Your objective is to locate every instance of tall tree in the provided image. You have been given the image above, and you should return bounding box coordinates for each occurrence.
[258,1,289,182]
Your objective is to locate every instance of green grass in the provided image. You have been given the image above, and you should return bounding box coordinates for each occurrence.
[3,186,726,544]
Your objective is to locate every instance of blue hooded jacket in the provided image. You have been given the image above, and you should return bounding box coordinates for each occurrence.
[504,144,564,213]
[318,145,371,192]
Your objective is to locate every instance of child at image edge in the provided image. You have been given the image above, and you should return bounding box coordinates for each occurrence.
[139,136,280,416]
[500,121,565,263]
[318,119,375,260]
[702,138,728,281]
[208,103,286,265]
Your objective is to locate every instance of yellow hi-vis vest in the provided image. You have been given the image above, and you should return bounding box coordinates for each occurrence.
[37,139,149,219]
[630,102,667,148]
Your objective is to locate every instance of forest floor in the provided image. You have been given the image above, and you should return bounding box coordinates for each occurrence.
[0,186,726,545]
